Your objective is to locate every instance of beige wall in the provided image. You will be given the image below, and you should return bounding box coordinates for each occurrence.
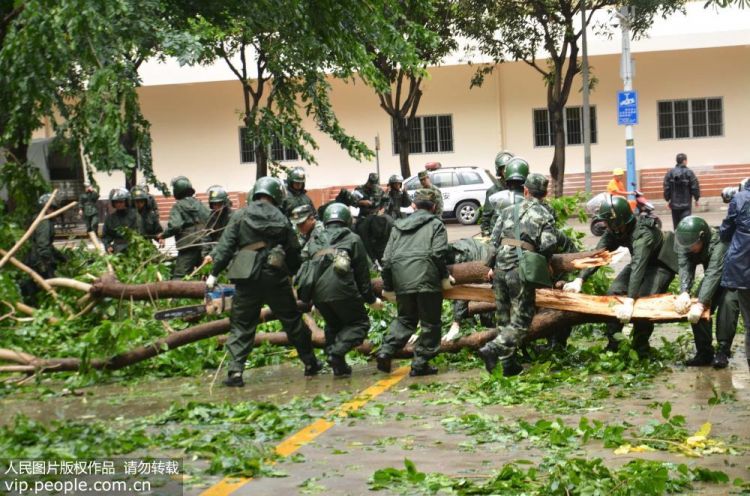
[93,45,749,194]
[498,45,750,175]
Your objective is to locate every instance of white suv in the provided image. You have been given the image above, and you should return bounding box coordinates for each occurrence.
[403,166,500,225]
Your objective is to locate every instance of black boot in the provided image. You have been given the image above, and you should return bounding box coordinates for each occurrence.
[605,337,621,353]
[712,350,729,369]
[222,371,244,387]
[376,353,392,373]
[329,355,352,377]
[502,356,523,377]
[685,352,714,367]
[409,363,438,377]
[477,345,499,374]
[303,356,323,377]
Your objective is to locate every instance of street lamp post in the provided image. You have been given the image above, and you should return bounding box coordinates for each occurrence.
[619,6,637,194]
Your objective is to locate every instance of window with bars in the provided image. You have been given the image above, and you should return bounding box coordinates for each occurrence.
[239,127,299,163]
[533,106,597,147]
[392,115,453,155]
[657,98,723,140]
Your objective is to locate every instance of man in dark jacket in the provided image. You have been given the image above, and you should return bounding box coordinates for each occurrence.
[78,183,99,234]
[663,153,700,229]
[300,203,381,376]
[131,186,162,241]
[480,151,512,236]
[205,177,320,387]
[203,185,233,257]
[377,188,450,377]
[20,193,67,305]
[719,178,750,370]
[673,216,730,367]
[102,188,141,254]
[385,174,411,220]
[281,167,314,218]
[157,176,210,279]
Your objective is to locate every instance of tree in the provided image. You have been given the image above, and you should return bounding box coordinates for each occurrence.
[457,0,685,197]
[367,0,457,178]
[183,0,422,179]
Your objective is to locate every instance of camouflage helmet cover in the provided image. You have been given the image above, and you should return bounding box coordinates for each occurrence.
[388,174,404,184]
[367,172,380,184]
[417,170,430,180]
[675,215,710,249]
[414,188,440,204]
[524,173,549,195]
[290,204,315,225]
[322,202,352,227]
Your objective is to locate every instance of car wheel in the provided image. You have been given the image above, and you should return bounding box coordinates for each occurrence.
[455,200,480,225]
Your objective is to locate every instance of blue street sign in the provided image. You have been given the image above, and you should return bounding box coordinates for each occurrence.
[617,90,638,125]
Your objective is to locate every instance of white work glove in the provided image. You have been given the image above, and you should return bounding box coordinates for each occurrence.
[674,292,691,314]
[382,290,396,302]
[205,275,217,290]
[369,298,384,311]
[614,298,635,324]
[407,333,419,346]
[442,321,461,342]
[441,275,456,290]
[687,303,705,324]
[562,278,583,293]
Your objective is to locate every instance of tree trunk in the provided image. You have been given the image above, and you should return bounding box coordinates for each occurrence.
[550,104,566,197]
[397,118,411,178]
[255,144,268,179]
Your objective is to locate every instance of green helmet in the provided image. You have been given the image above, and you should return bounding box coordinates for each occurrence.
[388,174,403,184]
[171,176,194,199]
[417,170,429,180]
[207,185,229,205]
[38,193,58,208]
[109,188,130,202]
[251,176,284,205]
[504,157,530,183]
[323,202,352,227]
[131,186,149,201]
[597,195,634,229]
[494,150,514,175]
[524,173,548,196]
[675,216,710,249]
[290,204,315,225]
[287,167,306,187]
[367,172,380,184]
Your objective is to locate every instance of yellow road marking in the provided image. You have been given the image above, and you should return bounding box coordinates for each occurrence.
[200,366,410,496]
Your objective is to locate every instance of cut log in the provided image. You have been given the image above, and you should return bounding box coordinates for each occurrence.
[90,274,206,300]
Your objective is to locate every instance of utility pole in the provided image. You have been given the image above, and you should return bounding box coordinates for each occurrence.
[375,134,381,178]
[619,6,637,194]
[581,0,592,194]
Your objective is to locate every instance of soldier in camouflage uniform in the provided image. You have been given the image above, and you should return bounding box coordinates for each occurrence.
[487,157,529,234]
[205,177,321,387]
[102,188,142,254]
[157,176,210,279]
[565,196,678,354]
[131,186,162,241]
[281,167,314,218]
[674,216,732,367]
[377,188,450,377]
[480,151,512,236]
[385,174,412,220]
[300,203,381,376]
[290,204,324,249]
[203,185,234,257]
[417,171,443,217]
[478,173,572,376]
[444,238,495,341]
[78,183,100,234]
[354,173,385,219]
[20,193,67,305]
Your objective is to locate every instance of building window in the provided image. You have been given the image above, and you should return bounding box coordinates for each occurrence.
[533,106,597,147]
[658,98,723,140]
[392,114,453,155]
[239,127,299,163]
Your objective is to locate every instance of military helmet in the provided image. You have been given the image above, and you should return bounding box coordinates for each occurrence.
[524,173,548,196]
[418,170,430,180]
[597,195,634,229]
[721,186,739,204]
[388,174,403,184]
[675,216,710,249]
[414,188,440,204]
[489,189,523,210]
[741,177,750,190]
[367,172,379,184]
[251,176,284,205]
[323,202,352,227]
[38,193,58,208]
[131,186,149,201]
[171,176,194,199]
[287,167,306,187]
[109,188,131,203]
[207,185,229,205]
[494,151,514,174]
[505,157,530,183]
[290,204,315,225]
[350,189,365,203]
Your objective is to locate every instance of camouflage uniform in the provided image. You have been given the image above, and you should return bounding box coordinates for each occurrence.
[282,187,314,219]
[291,204,325,251]
[385,188,411,220]
[417,171,443,217]
[449,238,494,326]
[78,189,100,233]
